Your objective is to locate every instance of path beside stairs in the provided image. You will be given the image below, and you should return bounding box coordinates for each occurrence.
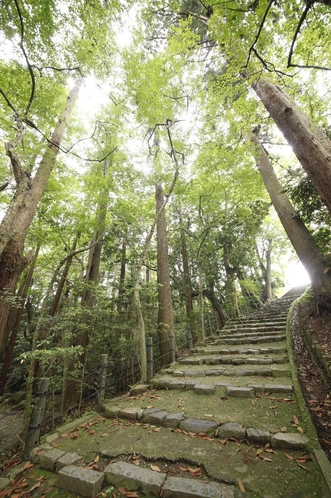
[8,293,331,498]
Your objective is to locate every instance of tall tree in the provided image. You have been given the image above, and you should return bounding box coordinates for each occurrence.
[249,132,331,308]
[0,77,83,357]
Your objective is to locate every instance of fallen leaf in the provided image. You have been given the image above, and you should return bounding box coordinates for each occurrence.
[238,480,246,493]
[151,464,161,472]
[132,460,140,466]
[188,467,201,474]
[293,415,299,425]
[297,463,309,471]
[297,427,304,434]
[70,432,79,439]
[94,455,99,462]
[27,482,41,493]
[285,453,295,460]
[259,456,272,462]
[59,433,68,438]
[179,466,189,472]
[256,449,263,456]
[23,461,34,471]
[89,430,96,435]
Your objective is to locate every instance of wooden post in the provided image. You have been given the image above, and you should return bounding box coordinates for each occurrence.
[187,329,193,350]
[146,337,153,382]
[169,332,175,364]
[97,354,108,411]
[23,377,50,460]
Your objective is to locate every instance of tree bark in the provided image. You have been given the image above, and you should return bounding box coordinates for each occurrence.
[202,287,227,329]
[156,179,175,365]
[0,76,83,357]
[64,199,106,410]
[249,132,331,308]
[179,206,197,342]
[223,248,239,318]
[0,246,39,393]
[117,234,127,313]
[252,77,331,217]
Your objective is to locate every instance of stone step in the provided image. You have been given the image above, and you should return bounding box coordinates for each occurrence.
[178,355,287,366]
[217,330,285,340]
[152,370,292,391]
[214,334,286,345]
[191,345,287,356]
[225,321,286,330]
[105,461,236,498]
[102,405,307,451]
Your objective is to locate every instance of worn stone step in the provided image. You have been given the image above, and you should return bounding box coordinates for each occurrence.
[151,372,292,391]
[178,355,287,366]
[102,406,307,451]
[105,461,236,498]
[214,334,286,345]
[217,330,285,340]
[223,321,286,329]
[191,345,287,356]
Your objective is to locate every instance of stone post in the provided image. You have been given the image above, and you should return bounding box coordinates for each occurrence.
[97,354,108,411]
[24,377,50,460]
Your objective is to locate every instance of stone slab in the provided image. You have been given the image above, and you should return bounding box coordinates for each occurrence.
[226,386,254,398]
[57,465,105,498]
[246,427,270,445]
[184,370,205,377]
[40,448,66,471]
[216,422,246,440]
[179,417,217,434]
[30,443,52,464]
[105,461,166,495]
[164,412,184,428]
[55,452,84,472]
[162,476,235,498]
[143,410,168,425]
[194,384,215,395]
[45,432,59,444]
[119,407,143,420]
[271,432,309,450]
[173,371,185,377]
[168,380,187,390]
[130,384,149,395]
[104,405,120,418]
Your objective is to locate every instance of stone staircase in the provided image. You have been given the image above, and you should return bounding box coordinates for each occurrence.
[16,293,331,498]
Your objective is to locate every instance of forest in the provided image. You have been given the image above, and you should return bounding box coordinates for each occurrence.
[1,0,331,426]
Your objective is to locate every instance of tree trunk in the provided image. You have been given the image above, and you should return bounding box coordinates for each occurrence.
[265,239,273,301]
[202,287,227,329]
[49,236,78,316]
[0,247,39,393]
[252,77,331,217]
[223,249,239,318]
[249,132,331,308]
[117,234,127,313]
[179,206,197,342]
[64,203,106,411]
[0,76,83,357]
[156,179,175,365]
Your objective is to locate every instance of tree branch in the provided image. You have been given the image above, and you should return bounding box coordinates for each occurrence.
[13,0,35,116]
[287,1,331,71]
[245,0,275,68]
